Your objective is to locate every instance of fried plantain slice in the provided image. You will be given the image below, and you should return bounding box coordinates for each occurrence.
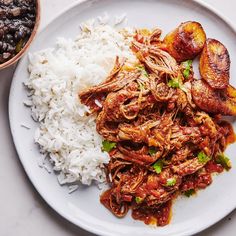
[199,38,230,89]
[163,21,206,62]
[192,79,236,115]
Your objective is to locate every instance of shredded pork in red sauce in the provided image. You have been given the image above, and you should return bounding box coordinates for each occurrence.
[79,26,236,226]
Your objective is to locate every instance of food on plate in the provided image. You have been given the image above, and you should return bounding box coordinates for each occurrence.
[0,0,36,64]
[25,24,136,186]
[25,17,236,227]
[199,38,230,89]
[192,80,236,115]
[79,22,236,226]
[163,21,206,62]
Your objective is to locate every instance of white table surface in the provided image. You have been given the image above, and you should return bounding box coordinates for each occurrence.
[1,0,236,235]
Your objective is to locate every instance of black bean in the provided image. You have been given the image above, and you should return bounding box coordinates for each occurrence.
[1,0,13,6]
[22,18,33,28]
[0,43,7,53]
[0,0,36,64]
[0,29,4,38]
[6,44,14,52]
[5,33,12,40]
[26,13,35,20]
[0,8,5,18]
[14,30,23,40]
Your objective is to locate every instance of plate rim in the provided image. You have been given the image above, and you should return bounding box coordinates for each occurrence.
[8,0,236,235]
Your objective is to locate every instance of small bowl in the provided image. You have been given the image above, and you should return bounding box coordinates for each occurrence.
[0,0,41,70]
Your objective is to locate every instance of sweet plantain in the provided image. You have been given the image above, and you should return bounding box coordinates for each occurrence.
[192,79,236,116]
[163,21,206,62]
[199,38,230,89]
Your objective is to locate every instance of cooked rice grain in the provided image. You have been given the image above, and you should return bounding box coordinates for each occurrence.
[25,24,135,185]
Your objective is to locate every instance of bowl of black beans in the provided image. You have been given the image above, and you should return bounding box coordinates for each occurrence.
[0,0,40,69]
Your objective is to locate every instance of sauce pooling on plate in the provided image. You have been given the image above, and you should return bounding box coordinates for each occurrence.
[0,0,36,64]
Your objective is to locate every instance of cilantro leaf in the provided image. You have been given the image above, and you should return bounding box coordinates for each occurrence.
[149,147,157,156]
[153,160,163,174]
[165,177,176,187]
[135,197,143,204]
[216,153,231,171]
[184,189,195,197]
[197,151,211,164]
[137,65,148,77]
[167,78,180,88]
[102,140,116,152]
[182,60,193,79]
[183,69,190,79]
[182,60,193,68]
[167,74,188,92]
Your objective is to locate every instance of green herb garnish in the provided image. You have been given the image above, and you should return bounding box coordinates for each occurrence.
[153,160,163,174]
[102,140,116,152]
[165,177,176,187]
[135,197,143,204]
[216,153,231,171]
[182,60,193,79]
[167,78,180,88]
[149,147,157,156]
[197,151,211,164]
[137,65,148,77]
[167,75,188,93]
[184,189,196,197]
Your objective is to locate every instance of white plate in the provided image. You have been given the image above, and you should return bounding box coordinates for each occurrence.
[9,0,236,235]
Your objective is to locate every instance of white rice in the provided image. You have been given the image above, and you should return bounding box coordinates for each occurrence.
[25,21,136,185]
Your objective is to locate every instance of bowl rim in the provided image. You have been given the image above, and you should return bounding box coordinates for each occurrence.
[0,0,41,70]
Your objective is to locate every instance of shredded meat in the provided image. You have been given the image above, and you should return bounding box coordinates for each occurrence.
[79,28,235,226]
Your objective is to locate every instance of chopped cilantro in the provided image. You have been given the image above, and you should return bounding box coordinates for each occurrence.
[216,153,231,171]
[197,151,211,164]
[184,189,195,197]
[182,60,193,79]
[183,70,190,79]
[165,177,176,187]
[135,197,143,204]
[102,140,116,152]
[137,65,148,77]
[167,75,188,93]
[167,78,180,88]
[153,160,163,174]
[149,147,157,156]
[182,60,193,68]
